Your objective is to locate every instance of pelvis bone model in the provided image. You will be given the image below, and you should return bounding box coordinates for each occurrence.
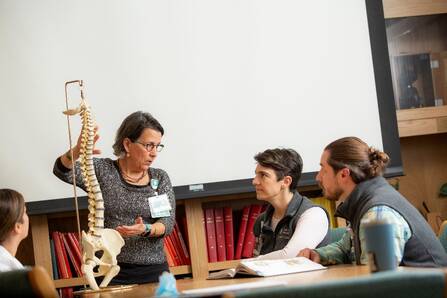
[63,81,124,290]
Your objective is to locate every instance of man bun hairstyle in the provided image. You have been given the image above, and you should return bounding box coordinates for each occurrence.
[368,146,390,178]
[325,137,389,183]
[254,148,303,192]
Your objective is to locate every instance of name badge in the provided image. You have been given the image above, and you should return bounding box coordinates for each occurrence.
[148,193,171,218]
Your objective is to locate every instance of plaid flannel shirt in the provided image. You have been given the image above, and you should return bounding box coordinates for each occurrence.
[316,205,412,265]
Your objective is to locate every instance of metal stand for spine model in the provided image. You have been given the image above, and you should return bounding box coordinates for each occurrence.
[63,80,125,291]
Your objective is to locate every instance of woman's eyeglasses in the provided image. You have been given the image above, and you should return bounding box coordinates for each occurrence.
[134,141,165,152]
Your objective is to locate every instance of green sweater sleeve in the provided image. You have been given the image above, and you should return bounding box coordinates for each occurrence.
[315,230,352,265]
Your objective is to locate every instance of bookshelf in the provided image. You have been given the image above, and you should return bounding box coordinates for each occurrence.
[208,260,240,272]
[27,199,196,288]
[396,105,447,137]
[382,0,447,221]
[24,192,251,287]
[25,188,330,288]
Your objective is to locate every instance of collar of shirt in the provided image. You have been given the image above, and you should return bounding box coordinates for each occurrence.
[0,245,24,272]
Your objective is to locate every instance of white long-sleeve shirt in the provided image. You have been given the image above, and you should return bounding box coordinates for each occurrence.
[256,207,329,260]
[0,245,24,272]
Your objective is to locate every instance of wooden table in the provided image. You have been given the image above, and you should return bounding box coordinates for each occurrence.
[76,265,369,298]
[76,265,439,298]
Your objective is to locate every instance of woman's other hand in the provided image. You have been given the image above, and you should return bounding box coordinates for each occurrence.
[116,216,145,237]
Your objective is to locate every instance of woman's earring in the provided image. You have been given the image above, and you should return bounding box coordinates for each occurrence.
[126,152,130,158]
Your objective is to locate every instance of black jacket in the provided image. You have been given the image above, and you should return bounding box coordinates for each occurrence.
[253,192,330,256]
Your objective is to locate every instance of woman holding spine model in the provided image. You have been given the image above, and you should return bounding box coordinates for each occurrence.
[53,111,175,284]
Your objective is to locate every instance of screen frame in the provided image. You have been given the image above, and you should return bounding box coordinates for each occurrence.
[27,0,402,214]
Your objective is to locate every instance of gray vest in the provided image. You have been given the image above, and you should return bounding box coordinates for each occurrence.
[253,192,330,256]
[336,176,447,267]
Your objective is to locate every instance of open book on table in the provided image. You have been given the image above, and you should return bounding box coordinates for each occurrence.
[207,256,326,279]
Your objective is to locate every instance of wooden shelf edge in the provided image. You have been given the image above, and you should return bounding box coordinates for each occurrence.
[383,0,447,19]
[53,266,192,288]
[170,265,192,275]
[396,106,447,122]
[208,260,240,271]
[54,276,87,288]
[397,106,447,137]
[398,129,447,138]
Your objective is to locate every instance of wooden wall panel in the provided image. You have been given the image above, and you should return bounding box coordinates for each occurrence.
[398,133,447,218]
[383,0,447,19]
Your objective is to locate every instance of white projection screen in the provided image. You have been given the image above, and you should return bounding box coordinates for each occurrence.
[0,0,401,210]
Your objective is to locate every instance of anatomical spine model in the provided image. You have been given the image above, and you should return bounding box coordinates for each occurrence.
[63,81,124,290]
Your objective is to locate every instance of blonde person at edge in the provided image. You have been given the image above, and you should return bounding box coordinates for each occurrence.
[252,148,330,260]
[298,137,447,267]
[0,189,29,272]
[53,111,176,284]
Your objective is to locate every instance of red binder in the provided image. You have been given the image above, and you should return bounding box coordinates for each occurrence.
[58,232,73,279]
[234,205,251,259]
[204,208,218,262]
[223,207,234,260]
[66,232,82,267]
[171,227,187,265]
[62,233,82,277]
[202,212,208,261]
[61,287,73,298]
[174,224,191,265]
[163,239,175,267]
[51,232,67,279]
[52,231,73,280]
[242,204,263,258]
[214,207,226,262]
[166,234,182,266]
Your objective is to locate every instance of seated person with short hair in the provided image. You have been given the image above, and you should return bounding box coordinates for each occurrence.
[252,148,330,259]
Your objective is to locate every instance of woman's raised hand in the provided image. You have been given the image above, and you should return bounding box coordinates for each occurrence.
[61,125,101,168]
[74,125,102,158]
